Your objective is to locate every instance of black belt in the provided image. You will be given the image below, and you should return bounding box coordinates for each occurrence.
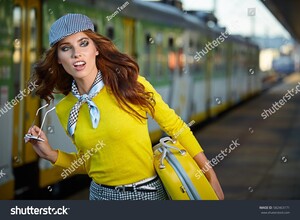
[99,176,159,192]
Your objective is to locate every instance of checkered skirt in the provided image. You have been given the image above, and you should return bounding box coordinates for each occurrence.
[89,178,169,200]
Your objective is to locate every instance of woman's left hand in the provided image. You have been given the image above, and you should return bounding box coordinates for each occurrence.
[193,152,225,200]
[26,125,58,163]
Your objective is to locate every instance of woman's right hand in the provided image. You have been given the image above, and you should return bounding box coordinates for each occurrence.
[26,125,58,164]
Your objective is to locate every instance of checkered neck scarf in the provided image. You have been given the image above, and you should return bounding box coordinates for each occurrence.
[67,71,104,137]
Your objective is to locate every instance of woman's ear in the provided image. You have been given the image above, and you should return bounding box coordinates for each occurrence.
[96,51,99,56]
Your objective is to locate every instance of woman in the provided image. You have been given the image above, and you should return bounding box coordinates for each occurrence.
[27,13,224,200]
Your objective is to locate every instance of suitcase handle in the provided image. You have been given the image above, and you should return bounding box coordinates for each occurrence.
[154,137,186,169]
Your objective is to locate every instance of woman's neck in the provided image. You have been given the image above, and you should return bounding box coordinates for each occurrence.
[74,71,98,95]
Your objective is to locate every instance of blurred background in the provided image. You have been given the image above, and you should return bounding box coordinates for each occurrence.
[0,0,299,200]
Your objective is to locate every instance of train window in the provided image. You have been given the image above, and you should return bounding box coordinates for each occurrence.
[13,6,22,97]
[189,39,194,48]
[106,26,115,40]
[93,23,98,33]
[168,37,176,73]
[178,47,185,75]
[192,40,204,75]
[214,45,225,75]
[29,9,38,76]
[146,33,152,46]
[168,37,174,49]
[155,33,164,80]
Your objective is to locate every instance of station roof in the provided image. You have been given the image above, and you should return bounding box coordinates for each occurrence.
[262,0,300,42]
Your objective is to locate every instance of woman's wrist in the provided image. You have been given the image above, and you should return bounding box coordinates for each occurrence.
[46,149,58,164]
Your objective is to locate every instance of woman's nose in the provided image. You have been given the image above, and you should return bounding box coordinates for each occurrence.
[72,47,82,58]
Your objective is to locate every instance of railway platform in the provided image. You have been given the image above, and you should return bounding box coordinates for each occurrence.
[196,72,300,200]
[66,73,300,200]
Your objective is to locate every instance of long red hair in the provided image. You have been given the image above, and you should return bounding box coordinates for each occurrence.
[29,30,155,119]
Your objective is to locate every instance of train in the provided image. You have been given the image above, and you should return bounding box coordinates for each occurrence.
[272,55,295,75]
[0,0,261,199]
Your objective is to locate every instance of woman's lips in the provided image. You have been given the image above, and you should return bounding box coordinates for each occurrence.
[73,61,86,71]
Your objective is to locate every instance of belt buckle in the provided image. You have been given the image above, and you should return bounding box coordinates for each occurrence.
[115,185,126,193]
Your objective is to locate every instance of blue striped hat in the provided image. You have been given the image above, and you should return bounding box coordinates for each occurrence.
[49,13,94,47]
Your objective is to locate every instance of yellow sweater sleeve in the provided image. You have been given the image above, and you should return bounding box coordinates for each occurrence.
[54,150,87,174]
[138,76,203,157]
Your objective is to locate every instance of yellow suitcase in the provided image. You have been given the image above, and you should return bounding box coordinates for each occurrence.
[153,137,219,200]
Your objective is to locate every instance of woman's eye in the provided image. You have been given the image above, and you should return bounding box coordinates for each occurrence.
[60,46,71,52]
[80,40,89,47]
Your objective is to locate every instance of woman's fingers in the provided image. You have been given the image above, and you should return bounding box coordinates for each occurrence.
[31,125,41,135]
[25,126,50,158]
[27,125,37,135]
[26,125,48,143]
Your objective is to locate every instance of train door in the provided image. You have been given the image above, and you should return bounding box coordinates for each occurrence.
[168,39,191,122]
[12,0,41,167]
[11,0,41,198]
[0,0,41,200]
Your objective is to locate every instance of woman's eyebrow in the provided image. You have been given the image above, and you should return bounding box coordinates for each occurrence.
[59,37,89,46]
[78,37,89,42]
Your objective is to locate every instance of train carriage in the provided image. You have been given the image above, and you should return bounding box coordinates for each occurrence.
[0,0,261,199]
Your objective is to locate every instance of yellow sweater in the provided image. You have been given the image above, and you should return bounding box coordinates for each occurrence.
[54,76,203,185]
